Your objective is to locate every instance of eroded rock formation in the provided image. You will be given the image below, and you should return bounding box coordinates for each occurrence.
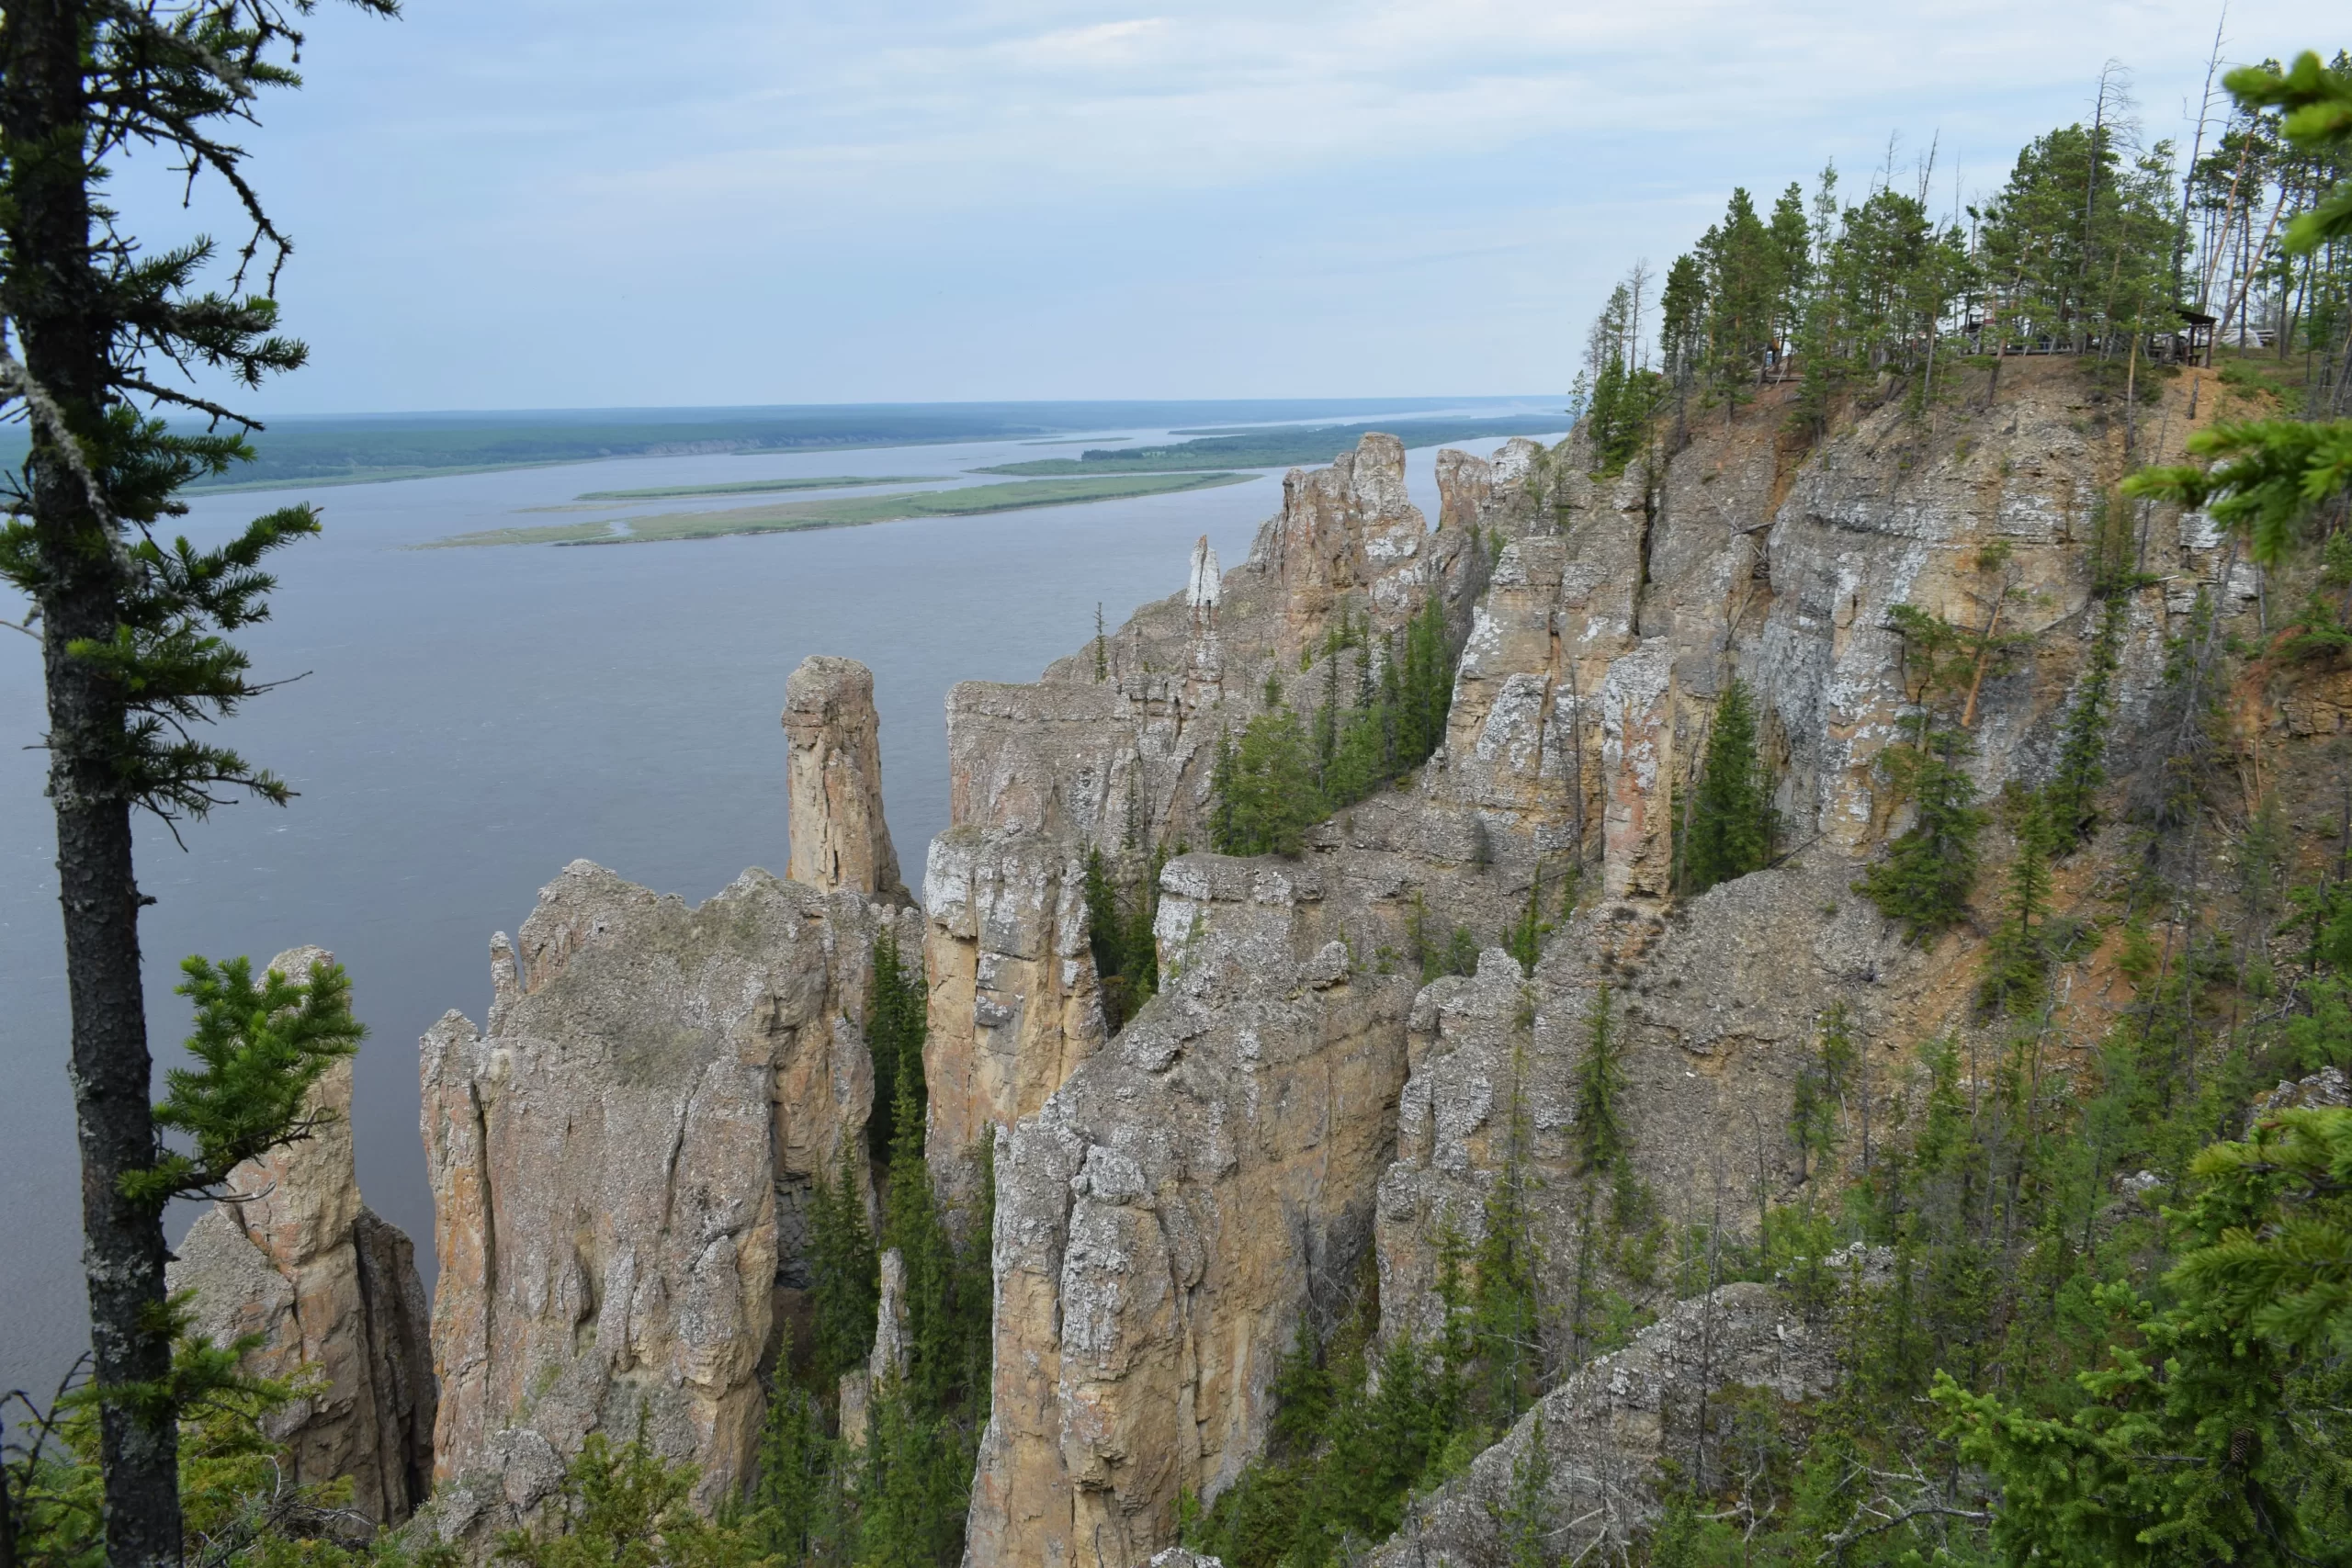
[952,435,1530,1565]
[785,654,909,902]
[419,655,922,1544]
[386,369,2246,1566]
[953,368,2240,1566]
[1364,1281,1845,1566]
[168,947,435,1525]
[419,864,921,1540]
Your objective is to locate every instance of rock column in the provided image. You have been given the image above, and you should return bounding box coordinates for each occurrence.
[785,655,908,902]
[168,947,436,1525]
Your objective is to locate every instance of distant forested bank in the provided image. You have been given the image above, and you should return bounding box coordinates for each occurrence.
[0,399,1561,493]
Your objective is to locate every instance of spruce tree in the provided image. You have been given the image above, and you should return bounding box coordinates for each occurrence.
[1858,716,1985,941]
[1790,1001,1855,1182]
[2045,594,2127,850]
[1681,677,1774,895]
[866,929,926,1160]
[1503,869,1550,976]
[1495,1415,1554,1568]
[1978,792,2056,1017]
[1573,985,1626,1175]
[1215,705,1323,857]
[0,4,396,1555]
[1474,1042,1544,1422]
[749,1380,843,1562]
[880,1077,956,1412]
[808,1142,879,1381]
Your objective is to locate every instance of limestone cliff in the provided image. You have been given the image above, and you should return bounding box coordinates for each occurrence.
[951,364,2245,1567]
[1364,1279,1849,1566]
[168,948,435,1525]
[924,434,1519,1185]
[951,435,1548,1564]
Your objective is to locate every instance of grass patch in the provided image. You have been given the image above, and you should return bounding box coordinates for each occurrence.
[420,519,625,548]
[420,471,1255,548]
[570,475,949,502]
[977,415,1566,477]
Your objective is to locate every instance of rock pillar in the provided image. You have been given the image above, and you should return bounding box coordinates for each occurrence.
[167,947,436,1525]
[785,654,908,902]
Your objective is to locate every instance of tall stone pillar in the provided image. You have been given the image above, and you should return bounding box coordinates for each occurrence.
[784,654,909,903]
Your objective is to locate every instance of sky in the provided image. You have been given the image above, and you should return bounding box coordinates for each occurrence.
[130,0,2346,414]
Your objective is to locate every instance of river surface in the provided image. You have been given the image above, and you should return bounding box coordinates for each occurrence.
[0,418,1560,1392]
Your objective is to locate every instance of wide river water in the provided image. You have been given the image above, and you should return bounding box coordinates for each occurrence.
[0,420,1560,1392]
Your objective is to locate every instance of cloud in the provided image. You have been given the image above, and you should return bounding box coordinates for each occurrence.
[172,0,2346,409]
[1012,17,1172,66]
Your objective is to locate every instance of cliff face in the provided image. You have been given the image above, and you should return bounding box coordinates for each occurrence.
[949,435,1544,1564]
[417,659,921,1543]
[967,855,1419,1567]
[168,948,435,1525]
[923,434,1517,1188]
[952,365,2240,1567]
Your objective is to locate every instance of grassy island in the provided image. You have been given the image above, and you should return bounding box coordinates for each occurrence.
[421,469,1256,547]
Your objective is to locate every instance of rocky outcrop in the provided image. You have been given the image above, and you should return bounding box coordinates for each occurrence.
[924,434,1495,1179]
[956,371,2246,1567]
[922,827,1105,1195]
[945,436,1526,1567]
[419,864,921,1541]
[1374,858,1935,1354]
[967,854,1419,1568]
[168,947,435,1525]
[785,654,908,902]
[1365,1282,1842,1566]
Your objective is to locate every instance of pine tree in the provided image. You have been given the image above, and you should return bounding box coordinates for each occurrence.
[1790,1001,1855,1182]
[1979,792,2057,1018]
[1681,677,1775,895]
[808,1142,879,1382]
[1858,717,1985,941]
[0,6,396,1553]
[2127,55,2352,558]
[865,930,926,1161]
[1573,985,1626,1175]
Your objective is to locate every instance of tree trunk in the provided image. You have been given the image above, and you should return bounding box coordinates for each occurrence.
[1,2,183,1562]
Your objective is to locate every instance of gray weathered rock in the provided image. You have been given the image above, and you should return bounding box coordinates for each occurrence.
[959,371,2243,1567]
[966,855,1417,1568]
[786,654,909,902]
[420,861,921,1538]
[1364,1282,1839,1566]
[168,948,435,1525]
